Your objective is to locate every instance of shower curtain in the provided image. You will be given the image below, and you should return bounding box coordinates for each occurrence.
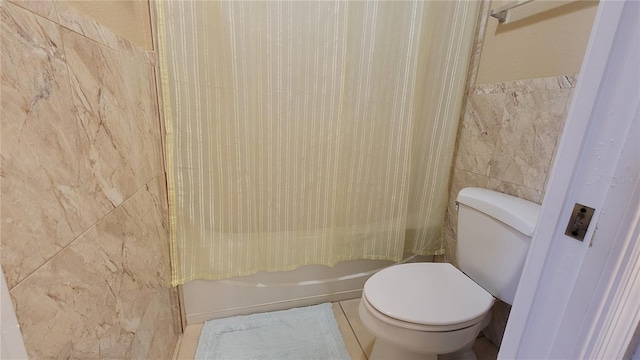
[156,0,479,286]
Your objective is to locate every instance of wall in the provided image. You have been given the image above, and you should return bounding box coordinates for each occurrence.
[65,0,153,50]
[445,76,575,264]
[476,0,598,84]
[444,75,576,346]
[444,0,598,348]
[0,1,178,358]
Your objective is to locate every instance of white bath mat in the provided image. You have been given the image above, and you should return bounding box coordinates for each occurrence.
[194,303,350,359]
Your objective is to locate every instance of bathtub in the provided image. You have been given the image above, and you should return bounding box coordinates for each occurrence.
[183,255,432,324]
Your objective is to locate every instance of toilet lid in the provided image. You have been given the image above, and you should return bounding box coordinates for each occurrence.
[363,263,494,326]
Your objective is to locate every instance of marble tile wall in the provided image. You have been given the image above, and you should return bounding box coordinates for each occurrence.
[445,74,576,264]
[444,74,576,347]
[1,1,179,358]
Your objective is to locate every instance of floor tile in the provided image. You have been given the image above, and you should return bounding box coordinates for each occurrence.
[473,336,499,360]
[172,300,500,360]
[333,303,368,360]
[340,298,376,358]
[175,323,203,360]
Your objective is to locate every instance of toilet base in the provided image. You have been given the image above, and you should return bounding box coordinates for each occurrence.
[439,341,477,360]
[359,296,491,359]
[370,338,437,360]
[369,338,477,360]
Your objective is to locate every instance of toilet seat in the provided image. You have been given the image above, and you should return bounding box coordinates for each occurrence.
[361,293,487,332]
[363,263,494,330]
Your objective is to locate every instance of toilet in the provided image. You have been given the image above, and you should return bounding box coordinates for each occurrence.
[359,187,541,359]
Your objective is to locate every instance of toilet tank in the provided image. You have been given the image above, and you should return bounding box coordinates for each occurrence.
[456,188,541,305]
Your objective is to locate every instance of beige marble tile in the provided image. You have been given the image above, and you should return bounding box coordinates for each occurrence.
[487,178,542,204]
[340,298,376,358]
[333,302,367,360]
[55,0,151,64]
[172,335,183,360]
[1,1,166,288]
[445,169,489,239]
[175,323,203,360]
[446,75,574,269]
[490,88,571,190]
[482,300,511,350]
[469,75,576,96]
[132,292,179,359]
[10,176,177,360]
[454,93,506,176]
[2,1,177,358]
[1,1,116,287]
[443,233,458,267]
[8,0,58,22]
[62,26,163,209]
[468,82,507,96]
[507,74,577,93]
[125,181,179,359]
[473,335,499,360]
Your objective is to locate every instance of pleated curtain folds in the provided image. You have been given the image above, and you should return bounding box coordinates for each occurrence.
[155,0,479,286]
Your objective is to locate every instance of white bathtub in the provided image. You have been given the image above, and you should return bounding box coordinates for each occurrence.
[182,256,432,324]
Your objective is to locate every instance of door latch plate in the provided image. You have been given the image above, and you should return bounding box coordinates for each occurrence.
[565,203,595,241]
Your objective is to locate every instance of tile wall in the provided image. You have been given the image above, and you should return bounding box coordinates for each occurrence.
[1,1,179,358]
[444,74,576,347]
[445,74,576,264]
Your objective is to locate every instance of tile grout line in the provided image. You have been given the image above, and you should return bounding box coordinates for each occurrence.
[6,0,151,66]
[171,333,184,360]
[5,2,162,291]
[339,301,369,360]
[8,173,164,292]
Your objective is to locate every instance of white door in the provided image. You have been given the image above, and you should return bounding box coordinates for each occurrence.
[500,0,640,358]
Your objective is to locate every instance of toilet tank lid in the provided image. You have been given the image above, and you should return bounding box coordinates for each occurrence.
[457,188,541,236]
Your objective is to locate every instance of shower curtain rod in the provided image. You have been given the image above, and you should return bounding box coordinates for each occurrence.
[490,0,580,24]
[490,0,535,23]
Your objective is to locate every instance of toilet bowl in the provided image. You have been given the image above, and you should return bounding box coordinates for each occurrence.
[359,294,491,359]
[359,188,541,359]
[359,263,494,359]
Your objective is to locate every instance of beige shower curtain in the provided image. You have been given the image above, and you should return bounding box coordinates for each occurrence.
[156,0,479,286]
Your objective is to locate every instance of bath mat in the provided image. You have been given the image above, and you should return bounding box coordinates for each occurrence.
[194,303,350,360]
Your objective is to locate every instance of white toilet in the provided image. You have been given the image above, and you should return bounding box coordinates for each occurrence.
[359,187,541,359]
